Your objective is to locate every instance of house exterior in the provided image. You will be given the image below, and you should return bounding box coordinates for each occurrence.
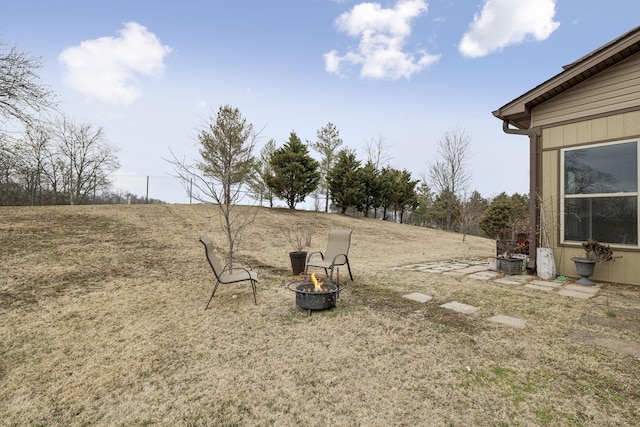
[493,26,640,286]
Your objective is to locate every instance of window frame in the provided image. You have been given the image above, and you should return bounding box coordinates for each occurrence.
[560,138,639,248]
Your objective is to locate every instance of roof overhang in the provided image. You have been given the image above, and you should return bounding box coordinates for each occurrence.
[493,26,640,130]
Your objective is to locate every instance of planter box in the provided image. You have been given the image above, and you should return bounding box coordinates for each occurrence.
[496,257,523,275]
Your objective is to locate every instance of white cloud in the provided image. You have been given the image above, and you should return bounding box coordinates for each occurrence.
[325,0,440,79]
[58,22,172,105]
[459,0,560,58]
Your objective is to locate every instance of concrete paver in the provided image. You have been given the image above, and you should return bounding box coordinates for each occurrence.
[564,284,600,294]
[468,271,499,280]
[494,278,525,285]
[400,258,603,300]
[524,283,555,292]
[440,301,479,314]
[529,279,563,288]
[557,289,595,299]
[403,292,433,303]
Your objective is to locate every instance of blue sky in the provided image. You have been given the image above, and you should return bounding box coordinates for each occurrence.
[2,0,639,205]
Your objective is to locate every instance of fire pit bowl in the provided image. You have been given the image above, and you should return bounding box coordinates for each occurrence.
[287,278,343,317]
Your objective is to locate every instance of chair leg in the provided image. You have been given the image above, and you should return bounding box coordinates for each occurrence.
[205,280,221,310]
[251,280,257,305]
[346,259,353,280]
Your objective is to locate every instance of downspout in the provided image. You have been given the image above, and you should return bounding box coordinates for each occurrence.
[501,120,540,271]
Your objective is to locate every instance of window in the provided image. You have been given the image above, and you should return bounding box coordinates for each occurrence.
[561,140,638,246]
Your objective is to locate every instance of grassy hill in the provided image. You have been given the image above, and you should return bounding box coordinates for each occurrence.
[1,204,638,426]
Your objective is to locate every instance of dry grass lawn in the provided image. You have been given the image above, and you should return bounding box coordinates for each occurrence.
[1,204,639,426]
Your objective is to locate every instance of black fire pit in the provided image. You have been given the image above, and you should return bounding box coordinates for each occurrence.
[287,278,343,317]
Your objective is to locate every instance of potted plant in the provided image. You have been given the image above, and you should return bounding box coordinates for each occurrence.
[571,240,619,286]
[280,215,314,275]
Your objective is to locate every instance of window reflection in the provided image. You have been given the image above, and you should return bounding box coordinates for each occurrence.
[564,142,637,194]
[564,197,638,244]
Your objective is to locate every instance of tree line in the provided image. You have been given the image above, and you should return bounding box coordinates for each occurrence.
[1,37,529,249]
[1,39,121,206]
[169,104,530,261]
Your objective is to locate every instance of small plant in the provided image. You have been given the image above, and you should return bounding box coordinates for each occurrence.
[582,240,620,263]
[280,214,314,252]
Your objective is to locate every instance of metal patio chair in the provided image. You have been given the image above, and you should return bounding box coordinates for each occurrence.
[305,229,353,281]
[199,236,258,309]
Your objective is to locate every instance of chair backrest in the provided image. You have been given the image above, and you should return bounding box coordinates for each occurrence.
[324,229,352,262]
[199,236,224,279]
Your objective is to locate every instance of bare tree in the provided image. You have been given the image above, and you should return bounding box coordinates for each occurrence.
[0,41,56,128]
[167,105,260,262]
[55,118,120,205]
[364,133,392,169]
[427,126,472,230]
[310,122,343,212]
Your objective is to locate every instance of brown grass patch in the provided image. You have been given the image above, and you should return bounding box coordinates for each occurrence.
[0,204,639,426]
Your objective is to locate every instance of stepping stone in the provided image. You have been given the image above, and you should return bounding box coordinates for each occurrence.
[455,265,490,274]
[488,315,526,328]
[564,284,600,295]
[469,271,498,280]
[567,329,640,358]
[440,301,479,314]
[530,279,562,289]
[524,283,554,292]
[494,278,524,285]
[557,289,594,299]
[403,292,433,303]
[440,263,469,270]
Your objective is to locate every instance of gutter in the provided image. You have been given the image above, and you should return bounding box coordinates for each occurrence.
[501,120,540,271]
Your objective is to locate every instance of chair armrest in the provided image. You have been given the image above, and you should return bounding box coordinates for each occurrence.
[306,251,324,263]
[222,261,254,274]
[330,253,347,264]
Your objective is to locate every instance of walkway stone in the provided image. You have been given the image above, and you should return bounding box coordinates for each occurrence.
[440,301,479,314]
[565,284,600,294]
[488,315,526,328]
[529,279,563,289]
[399,258,602,299]
[524,283,555,292]
[495,277,525,285]
[557,289,595,299]
[567,329,640,358]
[455,265,490,274]
[403,292,433,303]
[468,271,499,280]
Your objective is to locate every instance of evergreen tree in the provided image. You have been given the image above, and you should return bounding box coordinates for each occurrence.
[479,192,529,239]
[327,149,365,214]
[357,160,380,217]
[378,166,413,221]
[267,132,320,209]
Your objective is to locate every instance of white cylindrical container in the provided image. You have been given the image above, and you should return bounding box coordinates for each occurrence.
[536,247,556,280]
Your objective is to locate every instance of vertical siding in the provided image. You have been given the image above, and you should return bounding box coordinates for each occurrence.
[533,54,640,127]
[540,111,640,285]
